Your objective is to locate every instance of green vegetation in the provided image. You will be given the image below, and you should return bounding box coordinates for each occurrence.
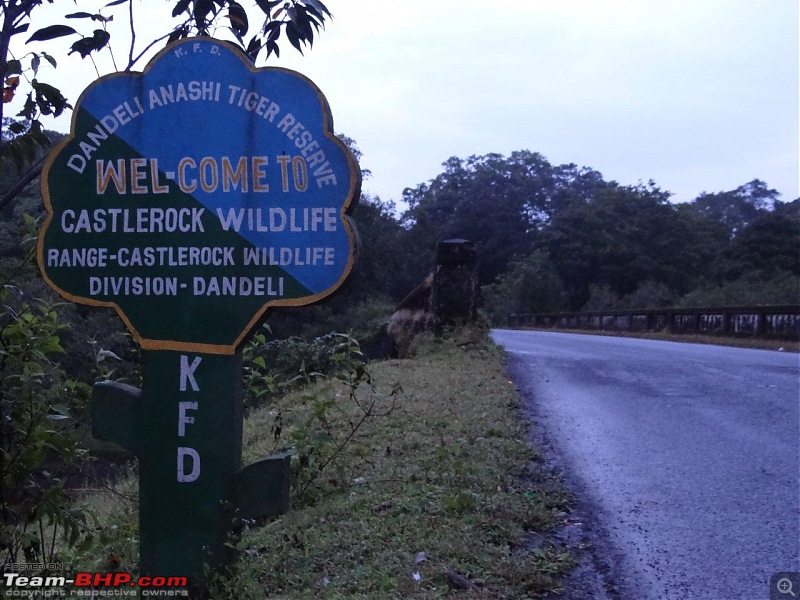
[0,289,94,566]
[400,155,798,320]
[65,330,576,598]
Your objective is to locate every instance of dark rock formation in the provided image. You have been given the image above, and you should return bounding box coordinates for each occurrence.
[387,239,480,356]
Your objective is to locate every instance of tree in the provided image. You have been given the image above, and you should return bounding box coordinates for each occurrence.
[538,182,714,308]
[402,151,556,283]
[725,208,800,278]
[689,179,779,237]
[482,251,568,324]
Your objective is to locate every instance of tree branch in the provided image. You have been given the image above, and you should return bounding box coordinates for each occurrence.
[126,29,176,70]
[127,0,135,70]
[0,156,44,214]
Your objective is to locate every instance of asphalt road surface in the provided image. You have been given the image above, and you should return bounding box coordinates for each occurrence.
[492,330,800,600]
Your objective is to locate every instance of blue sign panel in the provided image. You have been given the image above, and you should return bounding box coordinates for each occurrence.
[38,38,360,354]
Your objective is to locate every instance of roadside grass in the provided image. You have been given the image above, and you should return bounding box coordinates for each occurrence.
[514,327,799,352]
[227,333,574,598]
[68,331,575,598]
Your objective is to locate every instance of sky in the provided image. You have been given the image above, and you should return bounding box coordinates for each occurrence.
[9,0,800,208]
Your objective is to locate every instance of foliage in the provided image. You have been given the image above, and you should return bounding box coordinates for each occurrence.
[278,359,400,506]
[676,270,800,308]
[482,251,568,324]
[50,461,139,574]
[0,287,93,566]
[400,151,797,323]
[581,284,621,311]
[691,179,780,236]
[401,151,609,284]
[724,205,800,279]
[165,0,331,61]
[244,330,365,408]
[621,280,677,310]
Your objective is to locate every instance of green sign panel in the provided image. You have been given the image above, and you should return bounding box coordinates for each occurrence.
[38,38,360,354]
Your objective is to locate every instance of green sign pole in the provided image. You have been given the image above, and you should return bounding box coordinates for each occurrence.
[37,38,360,582]
[92,351,290,578]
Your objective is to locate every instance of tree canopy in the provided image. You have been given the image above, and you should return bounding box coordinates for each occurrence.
[398,150,798,317]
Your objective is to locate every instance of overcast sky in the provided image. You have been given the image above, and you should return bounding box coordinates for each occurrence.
[13,0,800,208]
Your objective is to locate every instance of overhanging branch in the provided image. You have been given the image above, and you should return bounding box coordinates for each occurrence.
[0,157,45,213]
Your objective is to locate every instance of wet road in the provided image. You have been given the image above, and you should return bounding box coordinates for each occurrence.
[492,330,800,600]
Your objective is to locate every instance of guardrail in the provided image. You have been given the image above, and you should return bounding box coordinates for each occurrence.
[509,305,800,340]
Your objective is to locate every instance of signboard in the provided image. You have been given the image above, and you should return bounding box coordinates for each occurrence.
[37,38,361,581]
[38,38,360,354]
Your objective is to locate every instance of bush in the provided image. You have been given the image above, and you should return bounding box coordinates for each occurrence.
[482,252,568,324]
[677,270,800,307]
[0,291,94,565]
[243,329,365,409]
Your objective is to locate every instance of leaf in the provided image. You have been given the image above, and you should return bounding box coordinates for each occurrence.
[69,30,111,58]
[23,211,39,228]
[246,35,262,59]
[27,25,77,43]
[32,80,71,116]
[41,52,57,68]
[228,1,249,38]
[10,23,30,35]
[65,12,95,19]
[267,25,281,42]
[50,404,71,418]
[294,5,314,41]
[285,22,304,54]
[194,0,214,30]
[5,60,22,75]
[167,27,187,45]
[104,0,129,6]
[305,0,332,18]
[40,335,64,354]
[98,349,122,361]
[30,54,40,76]
[172,0,191,18]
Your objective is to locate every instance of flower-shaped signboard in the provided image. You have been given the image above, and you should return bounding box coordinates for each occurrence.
[38,38,360,354]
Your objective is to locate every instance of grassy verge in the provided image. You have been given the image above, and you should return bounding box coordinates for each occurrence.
[227,333,573,598]
[69,332,575,598]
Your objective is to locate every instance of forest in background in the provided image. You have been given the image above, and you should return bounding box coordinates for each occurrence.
[290,143,799,341]
[1,131,798,367]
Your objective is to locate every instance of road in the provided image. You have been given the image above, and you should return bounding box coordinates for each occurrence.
[491,329,800,600]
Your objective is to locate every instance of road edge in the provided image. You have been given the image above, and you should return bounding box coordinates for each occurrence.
[506,351,622,600]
